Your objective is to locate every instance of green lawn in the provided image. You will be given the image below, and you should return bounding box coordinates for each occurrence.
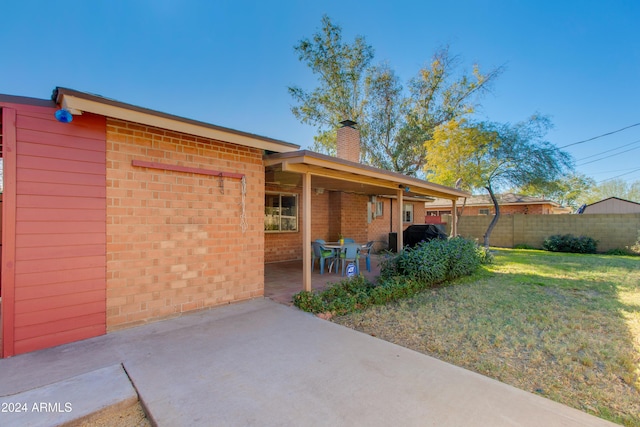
[333,249,640,426]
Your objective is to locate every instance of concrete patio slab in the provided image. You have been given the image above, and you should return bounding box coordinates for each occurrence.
[0,298,616,426]
[0,364,137,427]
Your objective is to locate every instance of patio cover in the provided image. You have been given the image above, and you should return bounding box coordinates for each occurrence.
[264,150,470,291]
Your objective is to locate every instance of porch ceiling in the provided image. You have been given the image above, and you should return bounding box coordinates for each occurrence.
[264,150,469,200]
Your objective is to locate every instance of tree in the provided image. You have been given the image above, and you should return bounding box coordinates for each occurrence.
[579,179,640,205]
[398,47,503,176]
[520,172,595,211]
[360,63,403,170]
[289,17,502,173]
[426,115,573,247]
[288,15,374,155]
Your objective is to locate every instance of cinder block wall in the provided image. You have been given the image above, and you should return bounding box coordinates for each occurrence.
[446,213,640,251]
[106,119,265,331]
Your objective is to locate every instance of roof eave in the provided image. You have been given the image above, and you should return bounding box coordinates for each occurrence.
[265,150,469,200]
[54,87,300,153]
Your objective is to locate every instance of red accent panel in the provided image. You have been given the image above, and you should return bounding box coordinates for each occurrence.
[15,324,106,355]
[132,159,245,179]
[1,105,107,357]
[14,313,104,341]
[15,278,105,300]
[2,108,18,358]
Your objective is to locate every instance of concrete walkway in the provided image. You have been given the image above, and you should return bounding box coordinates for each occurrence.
[0,298,616,426]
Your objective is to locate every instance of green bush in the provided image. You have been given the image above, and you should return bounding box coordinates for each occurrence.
[384,237,490,283]
[293,237,488,315]
[292,291,325,313]
[542,234,598,254]
[627,231,640,255]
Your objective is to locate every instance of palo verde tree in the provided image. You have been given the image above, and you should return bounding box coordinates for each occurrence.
[289,16,502,175]
[426,116,573,247]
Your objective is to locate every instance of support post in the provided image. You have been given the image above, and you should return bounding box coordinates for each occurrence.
[396,188,404,251]
[302,172,312,291]
[451,199,457,237]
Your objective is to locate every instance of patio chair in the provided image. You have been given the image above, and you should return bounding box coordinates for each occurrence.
[343,238,355,243]
[312,241,336,275]
[361,241,374,272]
[340,242,360,276]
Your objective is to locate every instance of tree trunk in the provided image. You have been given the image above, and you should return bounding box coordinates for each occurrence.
[457,197,467,229]
[483,185,500,248]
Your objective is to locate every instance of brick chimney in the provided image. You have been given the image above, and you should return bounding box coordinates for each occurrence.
[336,120,360,163]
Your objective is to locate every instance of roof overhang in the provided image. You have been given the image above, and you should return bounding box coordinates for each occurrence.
[53,87,300,153]
[265,150,469,200]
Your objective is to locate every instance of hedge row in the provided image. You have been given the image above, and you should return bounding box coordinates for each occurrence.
[293,237,491,315]
[542,234,598,254]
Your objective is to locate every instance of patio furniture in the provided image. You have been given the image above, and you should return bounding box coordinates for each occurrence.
[339,242,360,276]
[312,241,336,274]
[343,238,355,243]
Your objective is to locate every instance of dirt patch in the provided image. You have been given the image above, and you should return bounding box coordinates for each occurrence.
[77,401,150,427]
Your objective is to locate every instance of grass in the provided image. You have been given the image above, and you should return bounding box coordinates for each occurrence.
[333,249,640,426]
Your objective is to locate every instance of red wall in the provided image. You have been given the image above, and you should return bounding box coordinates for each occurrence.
[2,103,106,357]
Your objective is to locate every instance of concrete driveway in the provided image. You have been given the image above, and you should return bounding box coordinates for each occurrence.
[0,298,615,426]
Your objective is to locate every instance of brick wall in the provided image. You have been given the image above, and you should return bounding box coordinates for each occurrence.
[105,119,264,331]
[445,213,640,251]
[367,198,427,252]
[336,125,360,163]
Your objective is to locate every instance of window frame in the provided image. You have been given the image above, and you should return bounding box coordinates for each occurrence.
[264,192,299,233]
[403,203,414,223]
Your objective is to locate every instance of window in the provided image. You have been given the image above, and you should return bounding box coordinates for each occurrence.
[265,193,298,232]
[479,208,490,215]
[403,203,413,223]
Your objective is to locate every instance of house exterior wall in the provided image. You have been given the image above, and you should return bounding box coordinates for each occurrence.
[426,203,554,217]
[583,199,640,214]
[105,119,264,331]
[2,104,107,357]
[264,188,370,263]
[367,198,427,252]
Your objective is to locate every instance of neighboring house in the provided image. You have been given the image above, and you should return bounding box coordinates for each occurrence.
[581,197,640,214]
[0,88,467,357]
[424,193,571,223]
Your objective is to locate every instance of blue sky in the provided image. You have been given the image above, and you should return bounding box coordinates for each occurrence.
[2,0,639,185]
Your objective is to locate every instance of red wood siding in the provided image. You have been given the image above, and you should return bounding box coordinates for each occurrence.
[2,103,107,357]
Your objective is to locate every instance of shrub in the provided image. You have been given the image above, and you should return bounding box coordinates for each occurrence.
[542,234,598,254]
[627,231,640,255]
[382,237,489,284]
[292,291,325,313]
[293,238,487,315]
